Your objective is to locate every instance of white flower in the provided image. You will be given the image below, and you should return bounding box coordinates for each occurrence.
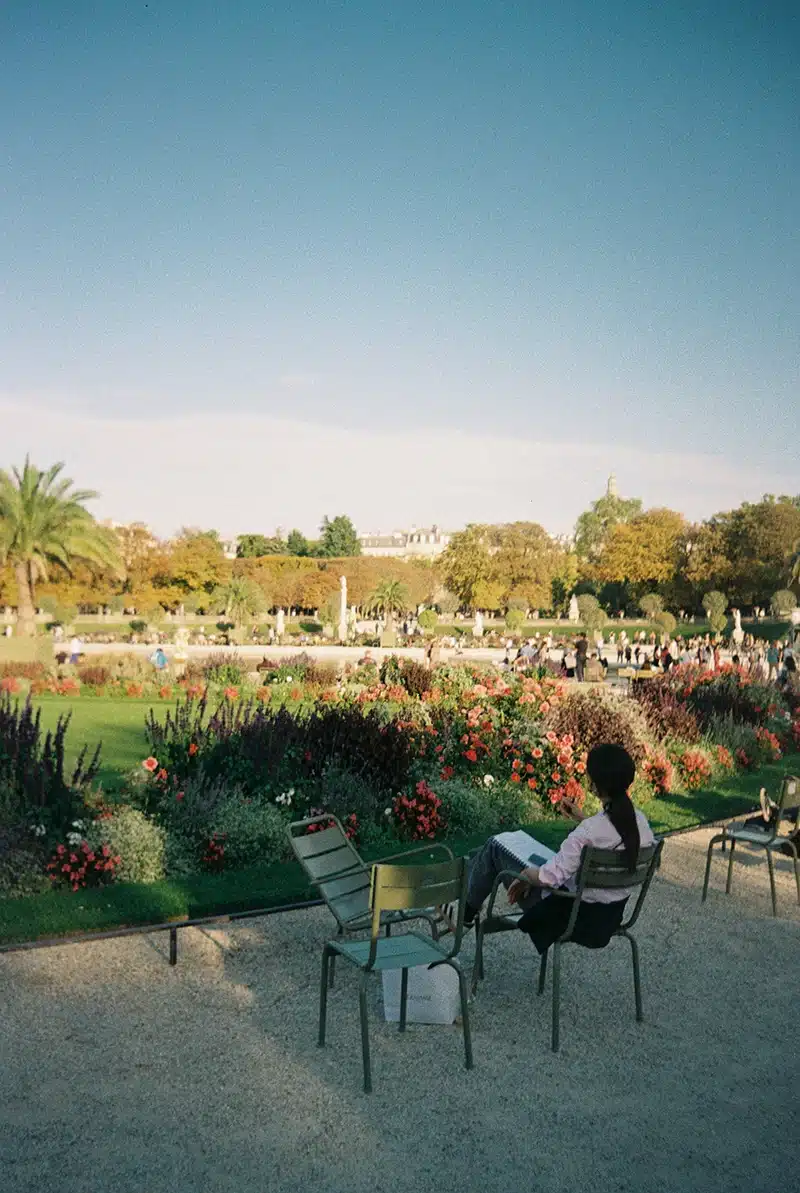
[483,774,495,787]
[285,675,293,682]
[71,820,85,830]
[32,824,46,837]
[66,832,83,845]
[384,807,392,818]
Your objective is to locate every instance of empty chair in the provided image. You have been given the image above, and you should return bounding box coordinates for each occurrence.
[702,774,800,917]
[318,857,474,1092]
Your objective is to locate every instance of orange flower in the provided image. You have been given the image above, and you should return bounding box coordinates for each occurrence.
[142,757,158,772]
[511,773,521,784]
[532,747,543,760]
[188,743,198,756]
[551,770,561,783]
[527,778,537,790]
[575,760,586,774]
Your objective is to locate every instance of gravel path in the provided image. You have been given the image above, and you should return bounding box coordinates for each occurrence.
[2,827,798,1193]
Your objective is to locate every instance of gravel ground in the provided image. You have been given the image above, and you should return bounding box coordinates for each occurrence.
[2,826,798,1193]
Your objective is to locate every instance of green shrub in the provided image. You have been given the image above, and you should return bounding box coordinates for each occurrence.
[207,797,291,869]
[418,609,439,634]
[204,654,248,687]
[440,777,534,837]
[639,593,663,619]
[87,808,166,884]
[654,611,677,636]
[505,608,525,633]
[771,589,796,617]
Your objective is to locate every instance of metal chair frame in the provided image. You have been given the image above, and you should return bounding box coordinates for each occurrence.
[702,774,800,917]
[472,840,663,1051]
[317,858,474,1092]
[288,814,452,985]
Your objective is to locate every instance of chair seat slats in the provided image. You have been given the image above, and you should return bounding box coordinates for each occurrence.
[333,931,449,970]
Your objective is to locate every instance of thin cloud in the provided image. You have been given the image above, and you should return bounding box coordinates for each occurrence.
[0,399,792,540]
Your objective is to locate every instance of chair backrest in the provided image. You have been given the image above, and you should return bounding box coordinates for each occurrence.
[288,814,370,929]
[777,774,799,817]
[365,858,468,967]
[560,839,664,942]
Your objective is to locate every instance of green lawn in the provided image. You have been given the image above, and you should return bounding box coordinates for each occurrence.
[34,696,159,789]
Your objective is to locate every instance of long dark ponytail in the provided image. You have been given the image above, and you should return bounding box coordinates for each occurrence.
[586,743,640,871]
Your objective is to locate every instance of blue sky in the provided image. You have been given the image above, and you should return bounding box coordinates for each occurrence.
[1,1,798,536]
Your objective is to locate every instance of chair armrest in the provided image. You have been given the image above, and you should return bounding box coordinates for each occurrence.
[374,842,454,865]
[486,869,525,918]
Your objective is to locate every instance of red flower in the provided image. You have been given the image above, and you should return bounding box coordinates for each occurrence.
[464,749,478,763]
[142,756,158,772]
[188,743,198,756]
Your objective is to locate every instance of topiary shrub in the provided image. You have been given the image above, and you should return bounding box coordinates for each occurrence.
[87,808,166,884]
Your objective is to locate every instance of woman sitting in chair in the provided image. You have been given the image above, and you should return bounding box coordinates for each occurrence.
[462,744,656,953]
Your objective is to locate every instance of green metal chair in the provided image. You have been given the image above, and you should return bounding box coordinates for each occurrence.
[288,814,452,985]
[317,857,474,1092]
[472,840,663,1052]
[702,774,800,917]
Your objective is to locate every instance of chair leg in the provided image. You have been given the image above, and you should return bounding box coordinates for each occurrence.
[623,930,644,1021]
[329,927,343,989]
[399,968,408,1033]
[318,947,331,1047]
[701,839,716,902]
[551,943,561,1053]
[359,973,372,1094]
[455,964,474,1071]
[725,837,737,894]
[537,949,548,996]
[471,922,484,996]
[766,849,778,918]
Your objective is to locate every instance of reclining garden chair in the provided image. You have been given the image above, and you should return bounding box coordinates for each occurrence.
[702,774,800,917]
[471,839,664,1052]
[318,857,473,1092]
[288,813,452,954]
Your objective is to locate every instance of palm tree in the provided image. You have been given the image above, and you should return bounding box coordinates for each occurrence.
[212,576,266,627]
[366,579,410,627]
[0,459,122,636]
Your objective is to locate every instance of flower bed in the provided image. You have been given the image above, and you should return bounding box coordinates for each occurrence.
[2,660,799,909]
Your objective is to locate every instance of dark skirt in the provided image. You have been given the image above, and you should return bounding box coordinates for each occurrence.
[517,894,628,955]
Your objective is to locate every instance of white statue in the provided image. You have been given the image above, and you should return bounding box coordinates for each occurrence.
[473,611,484,638]
[276,608,286,638]
[338,575,348,641]
[732,607,744,647]
[568,594,580,623]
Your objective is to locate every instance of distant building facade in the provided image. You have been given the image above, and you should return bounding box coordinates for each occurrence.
[358,525,452,559]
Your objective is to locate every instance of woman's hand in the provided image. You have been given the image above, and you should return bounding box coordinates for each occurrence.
[559,796,585,822]
[508,866,538,904]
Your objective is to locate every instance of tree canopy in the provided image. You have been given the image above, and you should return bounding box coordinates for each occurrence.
[0,459,121,635]
[574,480,642,561]
[317,515,361,558]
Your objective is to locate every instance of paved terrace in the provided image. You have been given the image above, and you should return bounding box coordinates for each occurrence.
[2,827,797,1193]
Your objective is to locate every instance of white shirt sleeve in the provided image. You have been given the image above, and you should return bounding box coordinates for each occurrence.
[537,823,589,889]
